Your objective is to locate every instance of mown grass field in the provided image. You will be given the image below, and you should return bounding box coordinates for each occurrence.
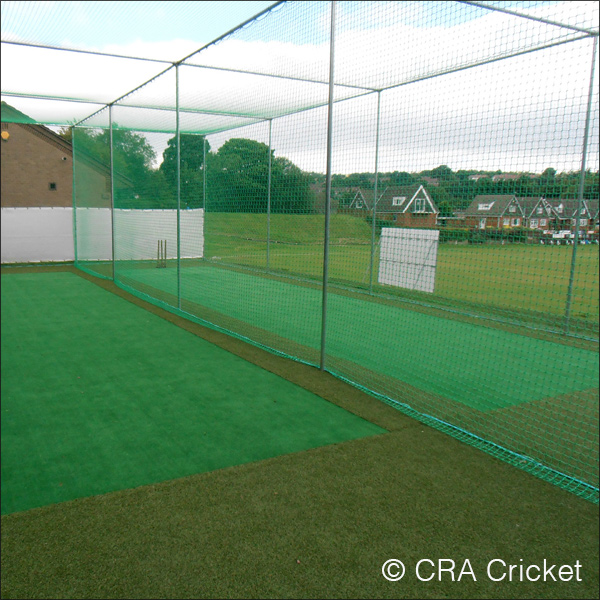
[203,213,599,324]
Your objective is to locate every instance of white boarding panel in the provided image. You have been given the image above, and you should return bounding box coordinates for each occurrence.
[378,228,439,293]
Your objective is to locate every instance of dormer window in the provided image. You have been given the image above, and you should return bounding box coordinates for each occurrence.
[509,205,516,213]
[536,207,543,214]
[392,196,406,207]
[478,202,494,211]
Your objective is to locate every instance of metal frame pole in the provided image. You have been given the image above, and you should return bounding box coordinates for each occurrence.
[369,91,382,293]
[203,136,207,212]
[176,65,182,309]
[320,0,336,371]
[72,126,78,266]
[564,36,597,335]
[267,118,273,269]
[109,105,115,281]
[203,136,207,262]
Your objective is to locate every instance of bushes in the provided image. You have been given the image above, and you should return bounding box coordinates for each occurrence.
[466,227,545,244]
[364,215,391,234]
[439,228,470,243]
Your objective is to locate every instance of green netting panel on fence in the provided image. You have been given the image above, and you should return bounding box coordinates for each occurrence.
[73,114,113,280]
[63,1,599,502]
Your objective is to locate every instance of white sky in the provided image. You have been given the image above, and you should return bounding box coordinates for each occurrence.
[1,0,598,174]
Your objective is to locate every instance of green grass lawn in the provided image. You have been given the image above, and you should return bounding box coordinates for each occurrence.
[201,213,598,324]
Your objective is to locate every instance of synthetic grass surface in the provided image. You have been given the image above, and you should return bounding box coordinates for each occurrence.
[116,264,598,412]
[2,427,598,599]
[201,215,599,320]
[1,267,598,599]
[0,272,384,515]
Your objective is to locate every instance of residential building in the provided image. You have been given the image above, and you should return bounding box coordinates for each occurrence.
[518,197,554,229]
[464,195,524,229]
[1,101,112,209]
[343,184,439,228]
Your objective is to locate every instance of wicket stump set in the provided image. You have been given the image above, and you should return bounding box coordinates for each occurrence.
[157,239,167,268]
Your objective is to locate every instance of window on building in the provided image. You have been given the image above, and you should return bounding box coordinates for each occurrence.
[512,218,520,226]
[540,219,547,227]
[392,196,406,206]
[580,219,588,226]
[355,200,363,209]
[503,218,510,227]
[49,182,57,191]
[478,202,494,210]
[479,218,486,229]
[509,205,516,213]
[414,197,427,212]
[536,207,543,214]
[557,204,563,213]
[530,219,538,228]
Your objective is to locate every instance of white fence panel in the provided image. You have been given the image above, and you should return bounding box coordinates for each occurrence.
[1,207,74,263]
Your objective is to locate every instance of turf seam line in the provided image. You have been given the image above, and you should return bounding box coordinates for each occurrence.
[327,368,600,504]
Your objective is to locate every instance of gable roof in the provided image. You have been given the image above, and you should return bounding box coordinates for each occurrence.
[2,101,72,155]
[2,102,133,187]
[464,195,523,217]
[585,199,599,219]
[350,185,438,214]
[1,101,36,124]
[517,197,552,218]
[545,199,587,219]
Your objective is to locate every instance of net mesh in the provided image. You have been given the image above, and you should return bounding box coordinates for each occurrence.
[4,1,599,502]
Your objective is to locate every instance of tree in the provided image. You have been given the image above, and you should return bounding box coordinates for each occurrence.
[63,126,157,205]
[206,138,313,213]
[437,200,454,218]
[161,134,208,181]
[271,157,314,214]
[422,165,455,183]
[390,171,416,186]
[158,133,210,208]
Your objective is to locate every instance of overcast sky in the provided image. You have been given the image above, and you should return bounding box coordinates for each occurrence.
[1,1,598,174]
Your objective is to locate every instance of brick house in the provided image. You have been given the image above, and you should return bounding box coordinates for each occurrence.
[464,195,524,229]
[543,198,599,233]
[343,185,439,228]
[518,197,555,229]
[1,101,112,209]
[588,201,599,232]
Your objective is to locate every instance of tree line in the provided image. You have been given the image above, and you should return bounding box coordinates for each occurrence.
[63,128,598,215]
[64,128,314,213]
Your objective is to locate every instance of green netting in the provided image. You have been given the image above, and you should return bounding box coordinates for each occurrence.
[24,1,600,502]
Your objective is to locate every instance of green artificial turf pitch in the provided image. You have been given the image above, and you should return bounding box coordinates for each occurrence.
[0,272,385,515]
[114,263,599,412]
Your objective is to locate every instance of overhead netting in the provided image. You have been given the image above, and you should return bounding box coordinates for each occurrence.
[3,1,599,502]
